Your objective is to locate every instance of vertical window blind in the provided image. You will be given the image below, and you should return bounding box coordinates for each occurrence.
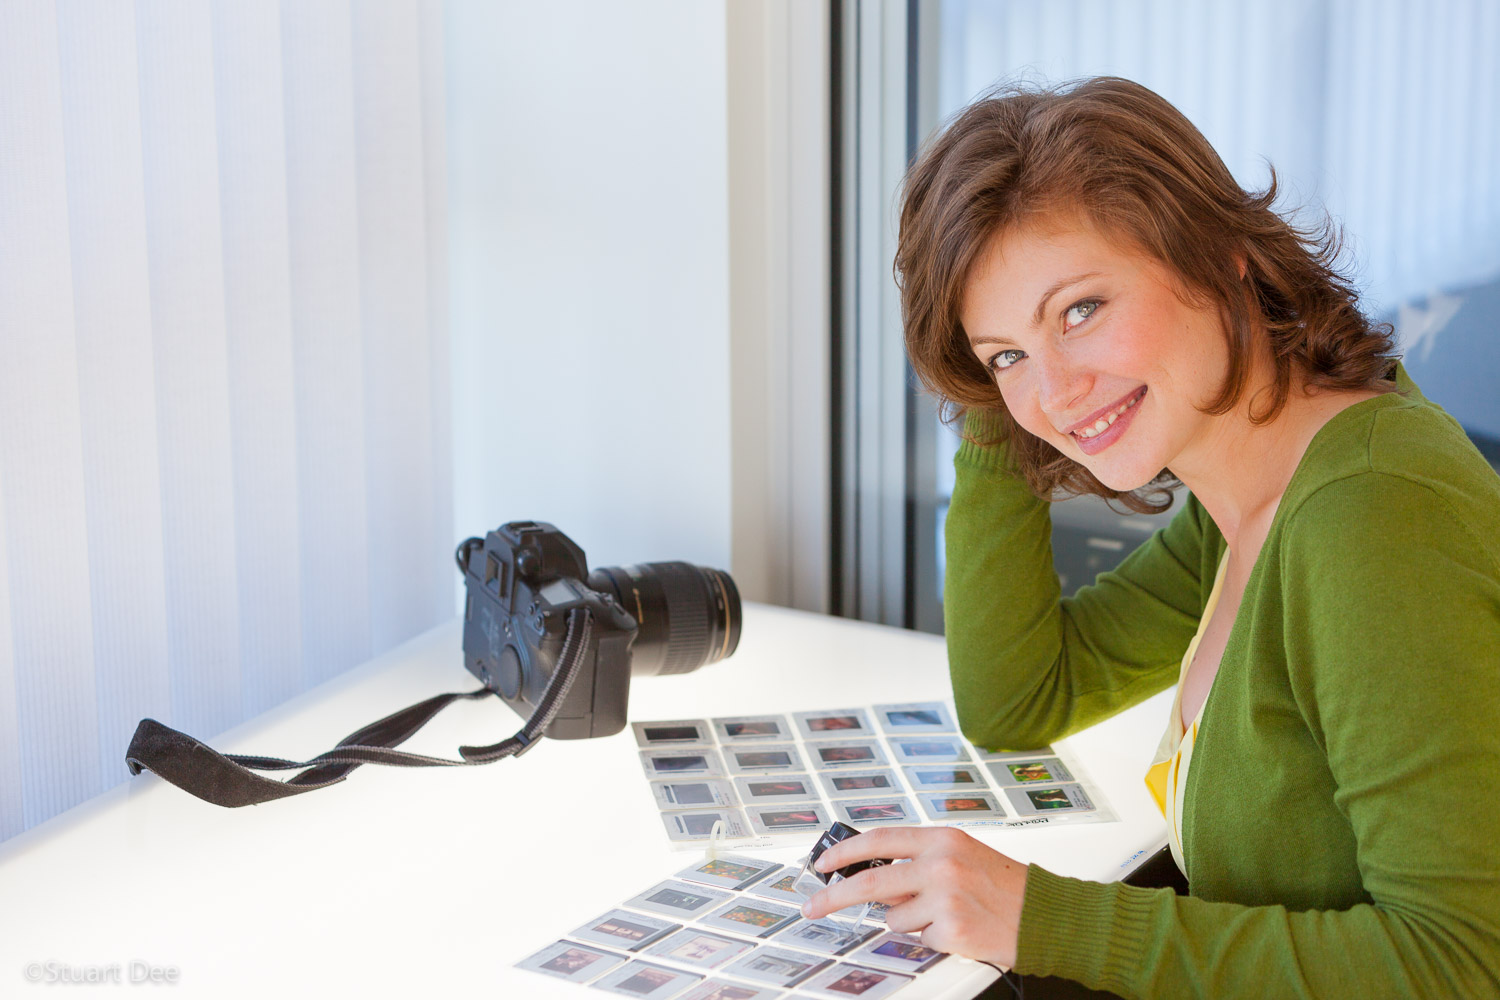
[0,0,451,840]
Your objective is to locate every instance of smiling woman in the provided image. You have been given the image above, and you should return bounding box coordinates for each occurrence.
[802,77,1500,999]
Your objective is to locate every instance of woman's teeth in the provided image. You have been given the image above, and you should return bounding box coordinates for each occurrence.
[1074,390,1142,440]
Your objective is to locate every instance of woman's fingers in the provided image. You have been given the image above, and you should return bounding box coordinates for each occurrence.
[799,826,1027,968]
[883,894,941,938]
[801,847,934,918]
[803,826,978,919]
[812,824,962,873]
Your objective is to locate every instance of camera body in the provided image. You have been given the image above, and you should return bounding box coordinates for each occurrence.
[460,522,639,739]
[458,521,741,740]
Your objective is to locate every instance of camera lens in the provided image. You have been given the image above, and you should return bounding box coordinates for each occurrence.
[586,562,741,676]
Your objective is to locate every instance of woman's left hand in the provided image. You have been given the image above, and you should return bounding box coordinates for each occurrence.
[800,826,1028,968]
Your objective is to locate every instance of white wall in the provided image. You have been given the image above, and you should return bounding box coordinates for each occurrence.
[445,1,733,580]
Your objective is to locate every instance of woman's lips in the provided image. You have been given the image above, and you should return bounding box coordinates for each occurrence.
[1069,386,1146,456]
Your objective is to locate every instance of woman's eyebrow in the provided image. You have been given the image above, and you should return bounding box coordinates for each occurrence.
[968,333,1008,348]
[1032,271,1103,325]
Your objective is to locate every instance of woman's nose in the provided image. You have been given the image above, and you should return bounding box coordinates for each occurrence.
[1036,354,1094,416]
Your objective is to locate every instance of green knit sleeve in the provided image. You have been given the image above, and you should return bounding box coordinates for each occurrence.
[1013,470,1500,998]
[944,420,1215,750]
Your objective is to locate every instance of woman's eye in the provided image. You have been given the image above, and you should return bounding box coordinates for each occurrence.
[989,348,1026,372]
[1064,299,1100,330]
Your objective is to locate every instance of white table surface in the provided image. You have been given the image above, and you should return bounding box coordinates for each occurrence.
[0,603,1171,999]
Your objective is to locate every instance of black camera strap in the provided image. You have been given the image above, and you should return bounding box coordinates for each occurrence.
[125,608,594,807]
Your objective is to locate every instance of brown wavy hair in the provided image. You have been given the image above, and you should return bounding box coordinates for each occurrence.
[899,77,1398,513]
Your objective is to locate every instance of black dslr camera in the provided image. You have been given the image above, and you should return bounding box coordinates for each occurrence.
[456,521,742,740]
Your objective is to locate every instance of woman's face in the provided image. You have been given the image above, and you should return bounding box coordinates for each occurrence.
[959,217,1233,491]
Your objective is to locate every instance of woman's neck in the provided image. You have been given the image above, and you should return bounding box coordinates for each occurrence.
[1173,380,1381,552]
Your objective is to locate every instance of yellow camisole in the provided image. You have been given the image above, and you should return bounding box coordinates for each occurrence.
[1144,553,1230,878]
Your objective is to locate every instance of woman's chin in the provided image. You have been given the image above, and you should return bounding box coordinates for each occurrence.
[1083,459,1161,494]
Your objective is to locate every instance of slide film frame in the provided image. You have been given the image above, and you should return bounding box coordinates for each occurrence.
[634,701,1115,849]
[516,849,970,998]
